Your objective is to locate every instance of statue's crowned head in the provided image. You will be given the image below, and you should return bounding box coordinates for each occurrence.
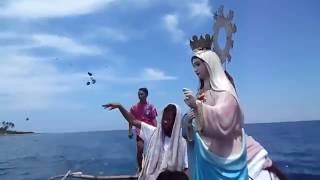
[189,34,213,52]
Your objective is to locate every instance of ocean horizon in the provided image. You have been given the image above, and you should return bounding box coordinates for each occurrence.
[15,119,320,134]
[1,120,319,180]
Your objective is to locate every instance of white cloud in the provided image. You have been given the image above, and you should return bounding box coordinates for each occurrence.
[0,0,115,19]
[142,68,177,80]
[188,0,212,18]
[0,32,103,55]
[97,68,177,83]
[0,31,27,39]
[31,34,102,55]
[0,54,85,110]
[163,14,185,43]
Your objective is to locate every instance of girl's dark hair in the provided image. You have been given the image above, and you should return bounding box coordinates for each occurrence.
[163,104,176,118]
[138,87,148,96]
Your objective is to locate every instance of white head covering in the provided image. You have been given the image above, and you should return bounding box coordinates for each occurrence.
[139,103,187,180]
[192,50,239,102]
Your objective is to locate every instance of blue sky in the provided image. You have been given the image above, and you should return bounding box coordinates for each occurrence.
[0,0,319,133]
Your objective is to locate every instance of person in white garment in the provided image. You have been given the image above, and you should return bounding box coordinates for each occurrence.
[103,103,188,180]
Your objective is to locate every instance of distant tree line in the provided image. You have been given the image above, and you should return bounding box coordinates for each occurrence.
[0,121,15,131]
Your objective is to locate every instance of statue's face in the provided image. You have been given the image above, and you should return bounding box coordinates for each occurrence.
[192,58,209,80]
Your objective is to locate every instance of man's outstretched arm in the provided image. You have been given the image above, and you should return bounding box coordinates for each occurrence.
[102,102,141,129]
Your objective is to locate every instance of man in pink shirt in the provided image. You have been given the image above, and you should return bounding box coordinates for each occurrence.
[128,87,157,172]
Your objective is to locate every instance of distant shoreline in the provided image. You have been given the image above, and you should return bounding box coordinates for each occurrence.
[0,130,34,135]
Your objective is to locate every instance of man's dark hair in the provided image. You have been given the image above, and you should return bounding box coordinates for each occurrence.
[139,87,148,96]
[157,170,189,180]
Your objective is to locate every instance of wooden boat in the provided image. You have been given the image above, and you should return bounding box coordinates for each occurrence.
[49,170,138,180]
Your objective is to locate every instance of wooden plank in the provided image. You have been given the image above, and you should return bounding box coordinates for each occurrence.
[50,171,138,180]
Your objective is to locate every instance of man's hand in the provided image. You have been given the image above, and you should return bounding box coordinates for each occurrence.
[102,103,121,110]
[128,129,133,139]
[102,102,141,129]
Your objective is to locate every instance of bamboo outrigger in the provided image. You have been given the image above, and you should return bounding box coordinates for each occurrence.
[49,170,138,180]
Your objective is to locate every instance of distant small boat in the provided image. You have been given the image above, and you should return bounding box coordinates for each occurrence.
[50,170,138,180]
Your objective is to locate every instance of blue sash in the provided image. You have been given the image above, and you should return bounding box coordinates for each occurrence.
[182,114,248,180]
